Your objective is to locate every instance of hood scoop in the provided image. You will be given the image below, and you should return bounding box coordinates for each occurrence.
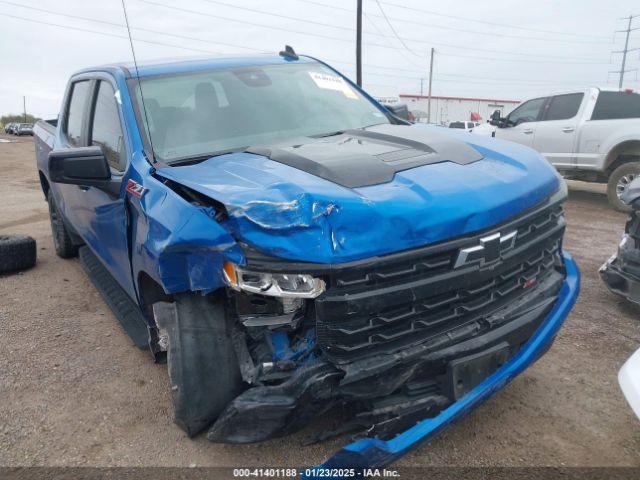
[246,124,483,188]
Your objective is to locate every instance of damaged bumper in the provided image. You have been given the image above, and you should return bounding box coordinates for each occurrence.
[317,251,579,468]
[600,234,640,304]
[206,192,577,459]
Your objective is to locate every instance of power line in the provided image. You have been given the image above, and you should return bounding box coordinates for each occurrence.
[0,1,266,53]
[1,1,613,87]
[363,13,425,68]
[140,0,610,63]
[0,12,224,55]
[198,0,613,58]
[372,0,421,57]
[373,0,611,40]
[296,0,609,44]
[440,52,608,65]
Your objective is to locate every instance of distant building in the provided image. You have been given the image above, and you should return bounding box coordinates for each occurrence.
[400,94,520,125]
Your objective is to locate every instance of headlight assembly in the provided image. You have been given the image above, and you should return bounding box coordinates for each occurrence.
[223,262,325,299]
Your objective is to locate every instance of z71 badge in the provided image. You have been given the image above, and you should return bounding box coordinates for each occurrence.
[125,179,146,199]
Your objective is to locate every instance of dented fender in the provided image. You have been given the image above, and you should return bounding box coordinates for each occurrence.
[129,171,244,296]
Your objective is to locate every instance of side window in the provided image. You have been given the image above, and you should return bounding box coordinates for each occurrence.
[507,97,546,126]
[65,80,91,147]
[91,81,126,172]
[592,91,640,120]
[544,93,583,121]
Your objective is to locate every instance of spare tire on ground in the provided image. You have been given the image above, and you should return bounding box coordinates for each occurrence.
[0,235,37,274]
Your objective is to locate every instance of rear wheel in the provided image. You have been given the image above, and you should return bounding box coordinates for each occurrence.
[607,162,640,212]
[47,189,78,258]
[157,292,244,437]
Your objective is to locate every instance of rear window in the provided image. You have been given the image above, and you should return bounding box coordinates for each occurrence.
[544,93,583,121]
[65,80,91,146]
[591,91,640,120]
[449,122,465,129]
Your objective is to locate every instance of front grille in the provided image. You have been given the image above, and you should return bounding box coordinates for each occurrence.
[315,201,566,362]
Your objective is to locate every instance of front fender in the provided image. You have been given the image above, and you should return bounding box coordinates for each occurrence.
[130,173,244,295]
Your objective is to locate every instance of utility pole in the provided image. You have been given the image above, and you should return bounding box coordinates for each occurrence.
[420,78,424,96]
[356,0,362,87]
[23,96,26,123]
[427,48,435,124]
[612,15,639,89]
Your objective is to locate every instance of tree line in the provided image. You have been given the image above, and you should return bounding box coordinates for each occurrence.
[1,114,40,126]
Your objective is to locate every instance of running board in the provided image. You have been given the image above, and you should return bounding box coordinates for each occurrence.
[78,246,149,350]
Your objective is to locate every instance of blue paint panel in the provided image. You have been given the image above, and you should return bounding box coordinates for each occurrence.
[129,168,244,296]
[156,129,560,264]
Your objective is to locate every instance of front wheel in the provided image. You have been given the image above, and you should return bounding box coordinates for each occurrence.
[607,162,640,212]
[157,292,244,437]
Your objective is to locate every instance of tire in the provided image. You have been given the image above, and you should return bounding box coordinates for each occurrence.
[0,235,36,273]
[47,189,78,258]
[158,292,244,437]
[607,162,640,212]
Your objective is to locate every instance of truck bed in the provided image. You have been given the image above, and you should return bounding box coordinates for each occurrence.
[34,119,57,179]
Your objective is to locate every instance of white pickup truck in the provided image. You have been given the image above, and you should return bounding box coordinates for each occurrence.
[492,87,640,211]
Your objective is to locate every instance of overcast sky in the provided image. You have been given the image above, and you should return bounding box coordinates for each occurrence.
[1,0,639,118]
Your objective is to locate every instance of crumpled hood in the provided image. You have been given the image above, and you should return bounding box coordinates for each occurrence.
[155,124,560,263]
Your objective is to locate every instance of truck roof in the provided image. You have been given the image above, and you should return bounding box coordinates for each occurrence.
[74,54,317,79]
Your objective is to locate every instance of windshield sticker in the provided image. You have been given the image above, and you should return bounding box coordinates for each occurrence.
[308,71,358,100]
[114,89,122,105]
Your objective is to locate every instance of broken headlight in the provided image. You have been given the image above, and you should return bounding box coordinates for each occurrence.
[223,262,325,299]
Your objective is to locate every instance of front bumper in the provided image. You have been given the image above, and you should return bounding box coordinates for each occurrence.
[315,251,579,468]
[600,235,640,305]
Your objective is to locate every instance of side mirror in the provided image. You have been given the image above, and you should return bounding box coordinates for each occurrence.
[386,103,411,122]
[489,110,504,127]
[49,146,111,188]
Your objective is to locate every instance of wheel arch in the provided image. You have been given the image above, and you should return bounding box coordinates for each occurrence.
[137,270,172,320]
[605,140,640,176]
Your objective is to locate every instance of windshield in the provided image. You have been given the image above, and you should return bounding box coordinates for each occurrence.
[449,122,465,129]
[132,61,391,163]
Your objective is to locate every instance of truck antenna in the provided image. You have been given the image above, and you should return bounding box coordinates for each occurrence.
[121,0,157,164]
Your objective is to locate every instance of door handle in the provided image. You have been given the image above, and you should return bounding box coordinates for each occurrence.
[562,127,574,132]
[523,129,533,134]
[78,186,90,191]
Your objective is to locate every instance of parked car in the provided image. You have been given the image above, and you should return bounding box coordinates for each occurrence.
[33,52,579,466]
[15,123,34,136]
[4,122,17,134]
[449,120,479,132]
[491,87,640,211]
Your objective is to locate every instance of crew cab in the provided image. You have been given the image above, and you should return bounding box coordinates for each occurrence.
[33,51,579,467]
[491,87,640,211]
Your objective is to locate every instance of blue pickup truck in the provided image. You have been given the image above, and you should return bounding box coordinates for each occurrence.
[33,50,580,467]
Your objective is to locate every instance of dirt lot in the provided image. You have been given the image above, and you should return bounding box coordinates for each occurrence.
[1,133,639,468]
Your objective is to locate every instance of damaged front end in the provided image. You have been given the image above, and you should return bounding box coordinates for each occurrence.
[600,177,640,304]
[205,189,571,444]
[600,211,640,304]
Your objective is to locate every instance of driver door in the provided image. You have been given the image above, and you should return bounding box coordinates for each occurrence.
[495,97,547,148]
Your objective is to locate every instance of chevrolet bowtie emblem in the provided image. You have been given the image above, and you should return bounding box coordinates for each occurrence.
[454,230,517,269]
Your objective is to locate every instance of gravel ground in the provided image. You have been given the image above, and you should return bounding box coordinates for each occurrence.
[1,133,639,467]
